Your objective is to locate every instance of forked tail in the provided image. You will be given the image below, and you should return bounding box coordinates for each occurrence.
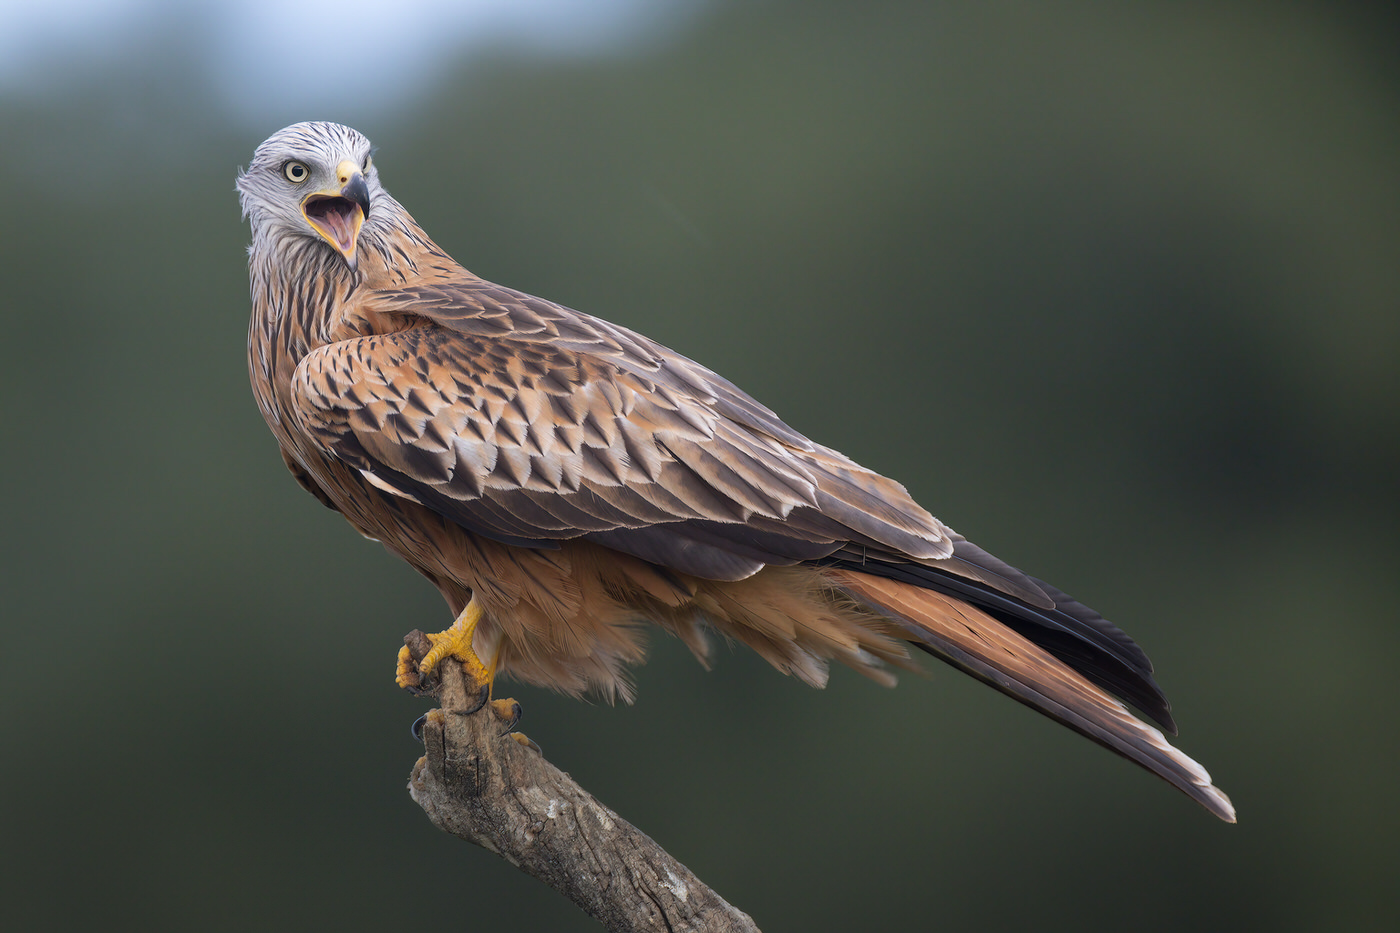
[829,569,1236,822]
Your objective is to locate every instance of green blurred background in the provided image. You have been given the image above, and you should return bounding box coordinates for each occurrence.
[4,0,1398,929]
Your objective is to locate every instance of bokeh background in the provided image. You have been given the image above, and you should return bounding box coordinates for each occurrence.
[4,1,1398,929]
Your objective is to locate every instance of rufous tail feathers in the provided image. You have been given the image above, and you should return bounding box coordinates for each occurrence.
[829,570,1236,822]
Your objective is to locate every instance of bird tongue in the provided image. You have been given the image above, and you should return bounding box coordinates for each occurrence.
[305,196,359,253]
[322,209,354,251]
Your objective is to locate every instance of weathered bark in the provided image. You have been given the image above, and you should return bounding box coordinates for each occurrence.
[404,631,761,933]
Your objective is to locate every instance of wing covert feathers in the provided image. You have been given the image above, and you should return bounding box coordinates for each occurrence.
[289,309,954,579]
[829,570,1235,822]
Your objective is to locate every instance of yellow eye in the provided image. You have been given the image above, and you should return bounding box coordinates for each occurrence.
[283,161,310,183]
[363,155,373,172]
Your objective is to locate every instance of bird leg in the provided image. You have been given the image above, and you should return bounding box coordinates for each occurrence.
[397,599,524,733]
[397,598,491,708]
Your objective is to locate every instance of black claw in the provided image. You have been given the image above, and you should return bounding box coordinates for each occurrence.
[411,714,427,742]
[497,700,523,736]
[469,681,490,714]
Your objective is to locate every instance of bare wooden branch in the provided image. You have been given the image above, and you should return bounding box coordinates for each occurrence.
[404,630,761,933]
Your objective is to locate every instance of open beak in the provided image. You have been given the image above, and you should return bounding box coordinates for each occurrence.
[302,160,370,269]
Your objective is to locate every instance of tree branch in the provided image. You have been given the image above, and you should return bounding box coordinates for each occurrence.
[403,630,761,933]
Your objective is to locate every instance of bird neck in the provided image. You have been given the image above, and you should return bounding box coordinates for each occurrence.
[354,202,471,290]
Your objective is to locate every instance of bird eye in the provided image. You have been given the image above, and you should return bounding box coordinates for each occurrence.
[363,155,373,172]
[283,161,310,183]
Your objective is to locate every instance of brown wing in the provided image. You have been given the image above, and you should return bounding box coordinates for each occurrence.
[294,277,1178,736]
[289,282,959,580]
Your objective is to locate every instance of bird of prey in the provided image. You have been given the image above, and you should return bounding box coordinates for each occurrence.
[237,121,1234,822]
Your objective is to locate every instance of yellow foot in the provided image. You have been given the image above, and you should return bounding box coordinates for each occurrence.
[395,599,492,705]
[507,732,541,754]
[395,644,423,690]
[489,697,522,733]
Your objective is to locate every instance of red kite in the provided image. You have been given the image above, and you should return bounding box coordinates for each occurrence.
[238,122,1233,821]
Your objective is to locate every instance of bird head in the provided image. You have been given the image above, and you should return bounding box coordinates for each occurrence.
[237,122,380,270]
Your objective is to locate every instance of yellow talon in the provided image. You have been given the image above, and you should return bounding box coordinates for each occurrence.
[489,697,522,732]
[507,732,541,753]
[395,644,419,688]
[420,600,491,683]
[395,598,492,691]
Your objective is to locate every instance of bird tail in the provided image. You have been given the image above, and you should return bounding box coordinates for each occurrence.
[827,569,1236,822]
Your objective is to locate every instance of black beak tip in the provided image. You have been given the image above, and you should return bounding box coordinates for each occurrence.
[342,174,371,220]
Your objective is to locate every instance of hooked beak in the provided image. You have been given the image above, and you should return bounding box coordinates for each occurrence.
[302,160,370,268]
